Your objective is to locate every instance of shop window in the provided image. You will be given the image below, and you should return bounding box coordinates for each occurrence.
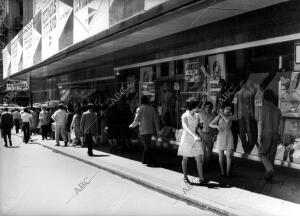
[175,60,184,75]
[160,62,169,77]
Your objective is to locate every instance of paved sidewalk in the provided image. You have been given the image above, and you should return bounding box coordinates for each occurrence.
[11,133,300,216]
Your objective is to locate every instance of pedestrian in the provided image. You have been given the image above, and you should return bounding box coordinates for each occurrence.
[66,105,74,145]
[31,108,39,135]
[51,104,68,146]
[0,107,14,147]
[39,105,50,140]
[80,103,98,156]
[258,89,282,181]
[116,94,133,153]
[13,109,21,134]
[105,102,120,153]
[70,107,84,146]
[21,107,32,144]
[177,97,205,185]
[209,102,234,177]
[197,101,216,167]
[129,95,160,167]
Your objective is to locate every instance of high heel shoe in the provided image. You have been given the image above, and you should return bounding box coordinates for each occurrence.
[184,177,191,184]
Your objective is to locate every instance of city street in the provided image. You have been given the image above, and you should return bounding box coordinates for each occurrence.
[0,135,217,216]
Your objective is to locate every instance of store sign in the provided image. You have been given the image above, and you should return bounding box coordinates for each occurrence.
[2,43,11,79]
[74,0,109,43]
[185,61,199,82]
[10,32,23,75]
[33,11,42,64]
[58,0,73,50]
[23,20,34,69]
[42,0,59,60]
[6,81,29,91]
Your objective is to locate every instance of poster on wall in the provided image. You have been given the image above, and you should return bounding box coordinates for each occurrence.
[42,0,59,60]
[33,11,42,64]
[144,0,168,10]
[33,0,48,16]
[73,0,109,44]
[58,0,73,50]
[10,32,23,75]
[2,43,11,79]
[184,59,207,92]
[140,66,155,102]
[23,20,34,69]
[279,72,300,117]
[208,54,226,100]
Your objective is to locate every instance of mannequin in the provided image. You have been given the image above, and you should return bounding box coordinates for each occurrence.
[236,78,258,154]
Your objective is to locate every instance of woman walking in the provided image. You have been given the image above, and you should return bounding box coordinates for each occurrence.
[178,97,205,185]
[70,107,84,146]
[209,103,234,177]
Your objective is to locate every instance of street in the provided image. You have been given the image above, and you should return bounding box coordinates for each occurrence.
[0,135,217,216]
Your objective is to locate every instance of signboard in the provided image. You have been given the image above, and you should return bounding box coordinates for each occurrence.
[73,0,109,43]
[33,11,42,64]
[6,81,29,91]
[58,0,74,50]
[144,0,168,10]
[10,32,23,75]
[23,20,34,69]
[33,0,48,16]
[2,43,11,79]
[140,66,155,102]
[41,0,59,60]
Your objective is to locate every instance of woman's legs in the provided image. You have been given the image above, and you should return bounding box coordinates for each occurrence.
[226,150,234,175]
[195,155,204,180]
[182,157,189,179]
[219,150,225,174]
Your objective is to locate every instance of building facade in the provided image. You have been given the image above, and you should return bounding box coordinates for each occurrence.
[3,0,300,167]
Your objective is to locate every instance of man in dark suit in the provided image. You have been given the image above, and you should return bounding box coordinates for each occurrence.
[80,103,98,156]
[0,108,14,147]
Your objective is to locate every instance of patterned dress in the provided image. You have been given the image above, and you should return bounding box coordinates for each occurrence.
[177,110,203,157]
[216,116,234,151]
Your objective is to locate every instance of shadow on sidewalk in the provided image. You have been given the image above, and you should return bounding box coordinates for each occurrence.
[94,142,300,204]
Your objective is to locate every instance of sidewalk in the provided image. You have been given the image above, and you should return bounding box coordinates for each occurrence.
[13,133,300,216]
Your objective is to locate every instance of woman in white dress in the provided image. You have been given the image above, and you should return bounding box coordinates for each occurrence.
[209,103,234,177]
[178,97,204,185]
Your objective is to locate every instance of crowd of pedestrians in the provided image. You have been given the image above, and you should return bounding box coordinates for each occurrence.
[0,83,282,184]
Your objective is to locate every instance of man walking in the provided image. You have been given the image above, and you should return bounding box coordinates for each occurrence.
[258,89,282,181]
[21,108,32,144]
[198,101,216,167]
[51,104,68,146]
[13,109,21,134]
[0,108,14,147]
[129,96,160,167]
[39,105,50,140]
[80,103,98,156]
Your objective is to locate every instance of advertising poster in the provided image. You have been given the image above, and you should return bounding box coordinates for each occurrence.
[33,11,42,64]
[58,0,73,50]
[23,20,34,69]
[33,0,48,16]
[10,32,23,75]
[184,59,207,92]
[42,0,59,60]
[2,43,11,79]
[109,0,144,27]
[140,66,155,102]
[144,0,168,10]
[208,54,226,100]
[73,0,109,44]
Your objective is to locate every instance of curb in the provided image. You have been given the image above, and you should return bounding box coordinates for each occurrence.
[14,134,249,216]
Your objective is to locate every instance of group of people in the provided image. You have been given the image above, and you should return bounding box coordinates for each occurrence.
[1,82,282,183]
[178,88,282,185]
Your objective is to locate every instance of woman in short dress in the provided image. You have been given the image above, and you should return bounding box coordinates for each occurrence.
[71,107,83,146]
[178,97,205,185]
[209,102,234,177]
